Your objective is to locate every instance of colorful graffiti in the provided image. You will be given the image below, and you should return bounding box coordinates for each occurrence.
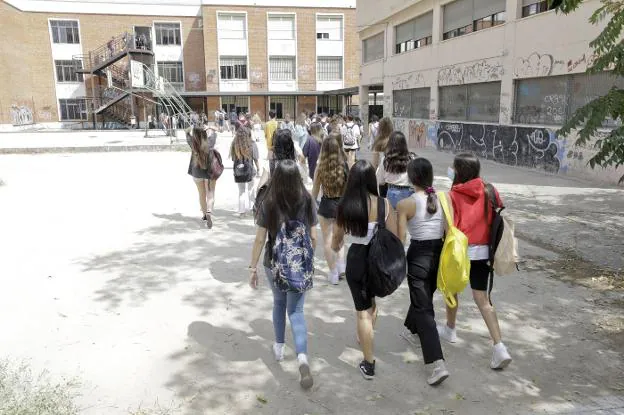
[436,122,563,173]
[393,119,433,150]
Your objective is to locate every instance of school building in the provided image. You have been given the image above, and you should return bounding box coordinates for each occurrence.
[357,0,624,184]
[0,0,359,129]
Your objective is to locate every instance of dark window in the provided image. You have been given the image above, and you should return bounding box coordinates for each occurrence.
[443,0,506,40]
[221,96,249,114]
[317,95,342,115]
[59,99,87,120]
[154,23,181,46]
[270,95,296,119]
[439,82,501,123]
[269,57,296,81]
[50,20,80,44]
[395,12,433,55]
[514,71,624,126]
[521,0,559,17]
[393,88,430,119]
[317,57,343,81]
[317,32,329,39]
[363,32,384,63]
[157,61,184,84]
[220,56,247,80]
[55,60,83,83]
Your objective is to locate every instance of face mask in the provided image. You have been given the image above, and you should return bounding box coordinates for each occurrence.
[447,167,455,182]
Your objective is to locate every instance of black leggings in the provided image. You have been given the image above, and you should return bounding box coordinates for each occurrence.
[404,239,444,364]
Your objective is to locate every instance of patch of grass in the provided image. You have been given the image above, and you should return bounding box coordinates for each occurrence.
[0,359,81,415]
[128,401,178,415]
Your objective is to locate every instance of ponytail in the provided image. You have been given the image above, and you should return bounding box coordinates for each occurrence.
[425,186,438,214]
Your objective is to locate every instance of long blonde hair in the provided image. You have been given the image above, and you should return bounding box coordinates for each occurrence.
[373,116,394,152]
[231,127,253,160]
[316,132,347,198]
[190,127,210,169]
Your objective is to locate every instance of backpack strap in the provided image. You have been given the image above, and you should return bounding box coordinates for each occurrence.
[438,193,453,229]
[377,196,386,230]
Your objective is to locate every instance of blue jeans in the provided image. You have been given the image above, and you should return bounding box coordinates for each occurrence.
[386,186,414,209]
[264,267,308,354]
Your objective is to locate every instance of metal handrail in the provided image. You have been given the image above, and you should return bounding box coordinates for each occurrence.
[82,31,152,71]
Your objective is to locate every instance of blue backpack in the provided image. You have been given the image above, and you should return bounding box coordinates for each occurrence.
[272,220,314,293]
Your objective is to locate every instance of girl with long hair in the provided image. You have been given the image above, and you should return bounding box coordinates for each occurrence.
[270,129,296,175]
[396,158,449,386]
[186,126,218,229]
[332,160,399,380]
[311,132,348,285]
[249,159,318,390]
[371,116,394,169]
[301,121,324,181]
[230,127,260,216]
[295,113,309,149]
[438,153,512,370]
[252,113,263,142]
[377,131,413,209]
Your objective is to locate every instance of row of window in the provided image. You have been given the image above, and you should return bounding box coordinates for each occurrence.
[363,0,558,63]
[392,72,623,126]
[49,14,343,45]
[219,56,343,81]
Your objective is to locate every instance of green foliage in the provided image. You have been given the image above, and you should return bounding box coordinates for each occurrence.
[553,0,624,182]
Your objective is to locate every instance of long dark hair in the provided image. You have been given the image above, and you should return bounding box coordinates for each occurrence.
[274,129,296,161]
[453,152,491,218]
[336,160,379,237]
[263,159,314,234]
[383,131,410,174]
[408,158,437,214]
[190,127,210,169]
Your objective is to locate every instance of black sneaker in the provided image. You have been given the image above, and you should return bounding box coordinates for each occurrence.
[201,214,207,221]
[359,360,375,380]
[205,213,213,229]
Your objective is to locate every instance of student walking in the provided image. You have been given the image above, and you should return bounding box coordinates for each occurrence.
[249,159,318,389]
[332,160,399,380]
[342,115,361,168]
[311,133,348,285]
[252,113,263,142]
[265,110,279,167]
[230,127,260,217]
[270,129,296,175]
[294,114,309,149]
[186,126,219,229]
[377,131,413,209]
[396,158,449,386]
[438,153,512,370]
[301,121,323,182]
[371,117,394,170]
[368,115,379,150]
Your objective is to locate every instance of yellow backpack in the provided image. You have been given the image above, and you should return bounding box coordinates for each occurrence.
[437,193,470,308]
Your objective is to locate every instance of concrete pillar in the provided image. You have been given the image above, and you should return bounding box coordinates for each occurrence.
[499,0,521,125]
[432,0,443,44]
[359,85,369,128]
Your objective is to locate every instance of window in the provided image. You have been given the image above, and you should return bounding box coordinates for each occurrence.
[50,20,80,44]
[221,96,249,114]
[59,99,87,120]
[218,13,246,40]
[157,61,184,84]
[443,0,506,40]
[154,23,181,46]
[269,57,296,81]
[55,60,83,83]
[317,57,342,81]
[514,72,624,126]
[393,88,430,118]
[270,96,296,119]
[317,96,342,115]
[439,82,501,122]
[316,15,343,41]
[395,13,433,54]
[268,14,295,40]
[522,0,559,17]
[220,56,247,80]
[363,32,384,63]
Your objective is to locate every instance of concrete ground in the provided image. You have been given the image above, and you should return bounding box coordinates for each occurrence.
[0,131,623,414]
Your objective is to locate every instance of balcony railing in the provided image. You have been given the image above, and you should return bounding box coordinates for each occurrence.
[76,31,153,72]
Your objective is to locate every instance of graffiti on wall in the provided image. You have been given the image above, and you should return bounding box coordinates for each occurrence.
[391,72,425,90]
[393,118,433,150]
[567,51,598,72]
[37,106,52,121]
[206,69,217,84]
[436,121,563,173]
[438,60,504,86]
[10,105,34,126]
[514,53,554,78]
[187,72,201,88]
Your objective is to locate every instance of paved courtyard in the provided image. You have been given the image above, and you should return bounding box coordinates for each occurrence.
[0,131,623,414]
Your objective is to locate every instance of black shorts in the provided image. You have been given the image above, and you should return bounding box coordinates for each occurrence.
[318,196,340,219]
[470,259,491,291]
[346,243,373,311]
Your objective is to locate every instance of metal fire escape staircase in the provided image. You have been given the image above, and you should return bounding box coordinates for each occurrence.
[75,32,193,130]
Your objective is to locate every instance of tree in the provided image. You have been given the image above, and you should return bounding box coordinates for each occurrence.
[554,0,624,183]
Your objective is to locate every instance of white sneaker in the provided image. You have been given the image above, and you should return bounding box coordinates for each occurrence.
[490,342,512,370]
[400,327,421,348]
[427,359,449,386]
[272,343,285,361]
[437,324,458,343]
[328,269,339,285]
[336,260,346,279]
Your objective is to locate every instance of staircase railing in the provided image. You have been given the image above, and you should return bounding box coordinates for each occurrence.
[78,31,152,72]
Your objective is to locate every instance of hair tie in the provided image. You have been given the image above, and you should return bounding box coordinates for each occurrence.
[425,186,436,195]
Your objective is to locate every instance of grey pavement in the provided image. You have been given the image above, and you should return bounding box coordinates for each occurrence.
[0,132,622,414]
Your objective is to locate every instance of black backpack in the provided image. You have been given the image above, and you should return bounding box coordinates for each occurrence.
[364,197,407,298]
[233,157,253,183]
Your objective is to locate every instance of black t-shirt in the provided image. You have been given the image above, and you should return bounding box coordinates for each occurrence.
[256,198,318,268]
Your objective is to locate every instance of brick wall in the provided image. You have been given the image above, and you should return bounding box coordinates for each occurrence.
[250,96,267,120]
[297,96,317,114]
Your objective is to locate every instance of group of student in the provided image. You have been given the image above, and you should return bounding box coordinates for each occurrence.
[185,114,512,390]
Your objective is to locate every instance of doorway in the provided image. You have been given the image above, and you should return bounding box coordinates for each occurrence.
[133,26,152,51]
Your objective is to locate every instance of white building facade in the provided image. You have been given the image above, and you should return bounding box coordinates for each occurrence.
[358,0,624,184]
